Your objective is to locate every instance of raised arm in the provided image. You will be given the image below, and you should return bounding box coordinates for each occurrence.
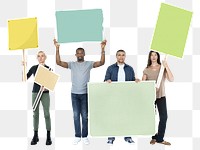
[162,60,174,82]
[93,40,107,68]
[54,39,69,68]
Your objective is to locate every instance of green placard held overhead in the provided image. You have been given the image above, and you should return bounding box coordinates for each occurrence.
[151,3,192,58]
[56,9,103,43]
[88,81,156,136]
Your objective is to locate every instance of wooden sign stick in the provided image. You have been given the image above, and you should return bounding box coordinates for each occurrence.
[22,49,27,82]
[156,54,168,89]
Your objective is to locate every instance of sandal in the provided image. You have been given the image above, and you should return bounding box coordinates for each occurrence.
[158,141,171,146]
[150,139,156,145]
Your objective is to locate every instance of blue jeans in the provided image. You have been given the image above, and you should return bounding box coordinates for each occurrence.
[71,93,88,138]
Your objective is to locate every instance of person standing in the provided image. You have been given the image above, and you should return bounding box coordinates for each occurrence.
[54,39,107,145]
[142,50,174,146]
[104,49,138,145]
[26,51,52,145]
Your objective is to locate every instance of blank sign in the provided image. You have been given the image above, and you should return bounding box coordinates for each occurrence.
[151,3,192,58]
[8,17,38,50]
[34,65,59,91]
[88,81,156,136]
[56,9,103,43]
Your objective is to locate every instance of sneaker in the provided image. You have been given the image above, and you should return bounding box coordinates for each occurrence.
[125,138,135,144]
[73,137,81,145]
[107,139,114,145]
[82,137,90,145]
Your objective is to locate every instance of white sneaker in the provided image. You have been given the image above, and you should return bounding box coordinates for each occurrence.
[82,137,90,145]
[73,137,81,145]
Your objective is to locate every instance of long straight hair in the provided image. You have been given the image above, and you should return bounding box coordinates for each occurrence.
[146,51,161,68]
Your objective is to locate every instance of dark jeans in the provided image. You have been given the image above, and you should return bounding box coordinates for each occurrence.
[108,137,132,141]
[152,96,168,142]
[71,93,88,138]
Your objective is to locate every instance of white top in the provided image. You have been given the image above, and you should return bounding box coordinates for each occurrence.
[117,64,125,82]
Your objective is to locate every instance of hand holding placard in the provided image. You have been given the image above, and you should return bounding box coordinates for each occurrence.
[151,3,192,88]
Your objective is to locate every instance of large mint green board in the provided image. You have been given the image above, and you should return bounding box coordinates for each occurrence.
[151,3,192,58]
[88,81,156,136]
[56,9,103,43]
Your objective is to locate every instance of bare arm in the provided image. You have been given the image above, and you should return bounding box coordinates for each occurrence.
[93,40,107,68]
[162,60,174,82]
[142,74,147,81]
[54,39,68,68]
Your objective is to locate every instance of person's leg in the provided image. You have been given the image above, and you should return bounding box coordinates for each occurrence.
[41,93,52,145]
[41,93,51,131]
[156,97,168,143]
[151,100,158,142]
[71,93,81,138]
[80,94,88,138]
[31,93,40,145]
[80,94,90,145]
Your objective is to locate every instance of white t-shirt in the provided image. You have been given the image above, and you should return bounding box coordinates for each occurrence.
[117,64,125,82]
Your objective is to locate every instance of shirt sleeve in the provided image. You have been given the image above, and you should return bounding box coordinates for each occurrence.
[104,66,111,81]
[67,61,72,69]
[143,68,148,75]
[90,61,95,69]
[132,68,135,81]
[27,66,34,79]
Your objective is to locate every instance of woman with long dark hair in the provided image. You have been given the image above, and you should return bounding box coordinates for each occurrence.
[142,51,174,145]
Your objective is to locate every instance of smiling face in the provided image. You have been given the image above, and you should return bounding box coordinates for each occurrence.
[116,50,126,64]
[75,48,85,62]
[37,51,46,64]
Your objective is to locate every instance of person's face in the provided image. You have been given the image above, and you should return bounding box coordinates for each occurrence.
[150,52,158,63]
[116,51,126,64]
[75,49,85,62]
[37,52,46,64]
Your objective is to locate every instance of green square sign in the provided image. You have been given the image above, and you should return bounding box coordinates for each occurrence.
[151,3,192,58]
[88,81,156,136]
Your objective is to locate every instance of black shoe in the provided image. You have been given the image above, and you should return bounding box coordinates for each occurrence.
[31,136,39,145]
[46,138,52,145]
[107,139,114,145]
[125,138,135,144]
[31,131,39,145]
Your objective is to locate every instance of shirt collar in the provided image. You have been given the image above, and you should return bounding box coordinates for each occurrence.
[115,62,128,67]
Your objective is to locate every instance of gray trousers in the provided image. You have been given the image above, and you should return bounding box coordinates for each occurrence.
[32,93,51,131]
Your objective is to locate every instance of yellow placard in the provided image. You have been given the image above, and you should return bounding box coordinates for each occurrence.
[8,17,38,50]
[34,65,59,91]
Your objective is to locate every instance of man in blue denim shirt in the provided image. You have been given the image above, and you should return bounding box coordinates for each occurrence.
[105,49,136,145]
